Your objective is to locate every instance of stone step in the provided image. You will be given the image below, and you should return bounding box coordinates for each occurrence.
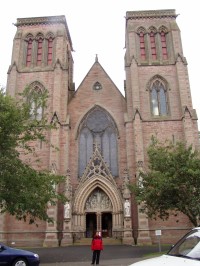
[74,237,122,245]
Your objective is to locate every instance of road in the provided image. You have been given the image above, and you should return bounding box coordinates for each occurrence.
[29,244,170,266]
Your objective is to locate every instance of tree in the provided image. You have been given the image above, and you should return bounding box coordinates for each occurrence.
[0,88,66,224]
[129,138,200,227]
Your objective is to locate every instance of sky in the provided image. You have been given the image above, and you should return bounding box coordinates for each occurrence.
[0,0,199,129]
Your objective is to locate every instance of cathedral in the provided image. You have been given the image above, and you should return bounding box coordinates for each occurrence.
[4,9,199,247]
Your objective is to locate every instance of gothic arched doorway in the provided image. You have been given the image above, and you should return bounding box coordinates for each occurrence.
[85,188,113,238]
[72,173,124,240]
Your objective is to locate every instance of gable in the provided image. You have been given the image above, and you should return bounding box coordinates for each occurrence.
[73,58,125,100]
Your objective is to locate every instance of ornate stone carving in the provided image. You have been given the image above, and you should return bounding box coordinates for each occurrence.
[122,169,131,199]
[85,189,112,211]
[126,10,177,20]
[65,169,72,200]
[80,144,116,185]
[124,199,131,217]
[64,201,70,219]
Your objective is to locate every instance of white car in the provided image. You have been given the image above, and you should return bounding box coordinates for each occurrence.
[129,227,200,265]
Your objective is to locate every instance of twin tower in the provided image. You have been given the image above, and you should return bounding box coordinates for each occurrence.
[5,10,199,247]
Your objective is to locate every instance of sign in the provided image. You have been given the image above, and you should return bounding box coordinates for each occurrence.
[155,229,162,236]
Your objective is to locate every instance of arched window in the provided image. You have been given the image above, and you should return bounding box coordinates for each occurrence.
[93,82,102,91]
[26,36,33,67]
[160,31,168,60]
[47,36,53,65]
[36,36,44,66]
[149,31,157,60]
[150,79,168,116]
[27,82,46,120]
[139,32,146,60]
[46,33,54,66]
[78,106,118,177]
[137,27,147,61]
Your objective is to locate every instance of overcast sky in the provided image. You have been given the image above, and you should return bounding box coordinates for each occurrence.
[1,0,199,129]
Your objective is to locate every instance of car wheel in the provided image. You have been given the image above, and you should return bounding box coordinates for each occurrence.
[12,258,28,266]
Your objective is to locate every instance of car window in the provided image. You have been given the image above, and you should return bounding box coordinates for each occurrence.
[168,229,200,260]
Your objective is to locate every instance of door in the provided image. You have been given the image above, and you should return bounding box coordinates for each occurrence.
[102,212,112,237]
[86,213,96,238]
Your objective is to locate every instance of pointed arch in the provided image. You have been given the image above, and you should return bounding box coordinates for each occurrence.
[24,33,34,67]
[183,106,193,118]
[148,26,157,60]
[46,32,55,65]
[29,80,46,93]
[73,175,123,213]
[137,27,147,61]
[35,33,44,66]
[46,32,55,40]
[133,108,142,120]
[146,75,170,90]
[26,81,47,120]
[137,26,147,34]
[77,105,119,137]
[146,75,169,116]
[35,32,44,40]
[78,106,119,177]
[158,25,169,34]
[93,81,102,91]
[148,26,157,33]
[158,26,169,60]
[24,33,34,41]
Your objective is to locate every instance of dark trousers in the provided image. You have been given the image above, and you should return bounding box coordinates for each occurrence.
[92,250,101,264]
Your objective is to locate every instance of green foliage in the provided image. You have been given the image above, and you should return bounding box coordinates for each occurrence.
[0,88,66,225]
[0,87,52,155]
[129,137,200,226]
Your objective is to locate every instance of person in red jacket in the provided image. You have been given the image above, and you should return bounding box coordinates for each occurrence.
[91,231,103,265]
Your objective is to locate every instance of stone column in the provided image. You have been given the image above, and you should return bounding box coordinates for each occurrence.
[43,163,59,247]
[62,217,73,246]
[61,170,73,246]
[122,169,134,245]
[97,212,101,233]
[136,161,152,245]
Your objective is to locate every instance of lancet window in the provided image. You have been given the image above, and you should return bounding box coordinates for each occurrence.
[78,106,118,177]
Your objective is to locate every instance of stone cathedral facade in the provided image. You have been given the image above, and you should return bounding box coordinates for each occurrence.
[3,9,199,247]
